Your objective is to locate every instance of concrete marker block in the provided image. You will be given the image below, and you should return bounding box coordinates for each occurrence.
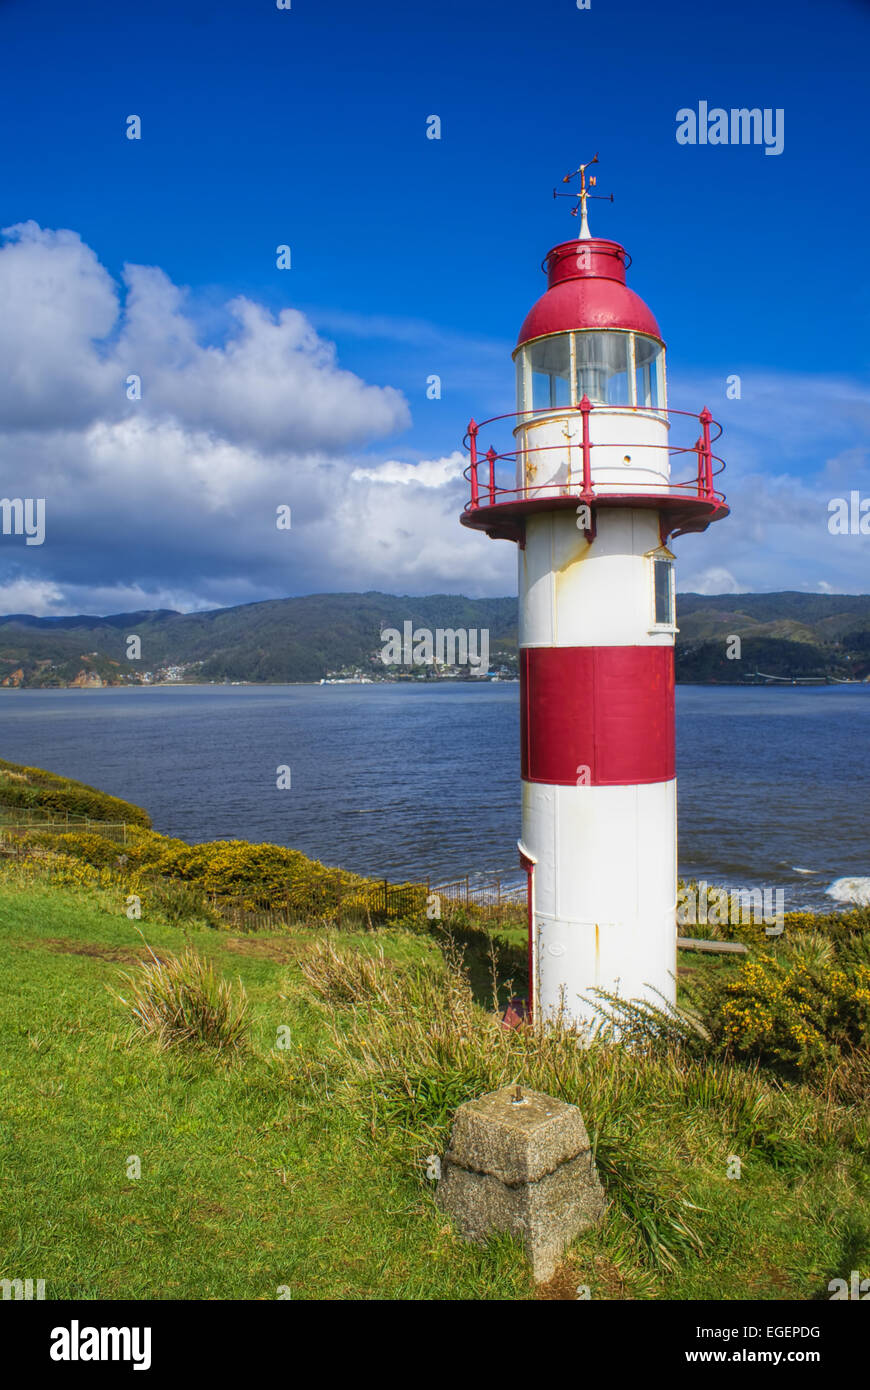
[436,1085,606,1283]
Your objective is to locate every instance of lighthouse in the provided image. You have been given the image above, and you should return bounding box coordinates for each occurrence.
[461,158,728,1031]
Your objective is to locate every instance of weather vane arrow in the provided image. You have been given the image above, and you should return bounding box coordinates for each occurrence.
[553,152,613,239]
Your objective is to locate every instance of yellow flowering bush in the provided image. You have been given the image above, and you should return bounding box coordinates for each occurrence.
[39,824,426,922]
[0,758,151,827]
[9,852,103,889]
[18,831,124,868]
[693,943,870,1074]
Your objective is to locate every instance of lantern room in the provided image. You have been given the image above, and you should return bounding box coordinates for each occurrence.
[461,196,727,544]
[510,232,673,498]
[514,235,667,413]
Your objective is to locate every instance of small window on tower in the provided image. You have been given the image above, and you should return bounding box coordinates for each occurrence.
[653,556,675,626]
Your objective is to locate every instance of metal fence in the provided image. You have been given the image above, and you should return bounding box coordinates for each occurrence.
[0,804,115,826]
[209,873,425,930]
[429,876,527,922]
[206,875,525,932]
[0,817,128,845]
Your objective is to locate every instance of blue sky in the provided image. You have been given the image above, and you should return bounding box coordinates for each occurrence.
[1,0,868,612]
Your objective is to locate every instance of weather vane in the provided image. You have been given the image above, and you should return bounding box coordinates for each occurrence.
[553,153,613,239]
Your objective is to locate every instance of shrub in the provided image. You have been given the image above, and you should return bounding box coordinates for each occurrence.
[111,946,249,1053]
[5,851,102,889]
[0,759,151,827]
[24,831,123,868]
[686,950,870,1075]
[582,986,709,1054]
[126,831,364,899]
[784,906,870,938]
[141,878,223,928]
[121,829,425,923]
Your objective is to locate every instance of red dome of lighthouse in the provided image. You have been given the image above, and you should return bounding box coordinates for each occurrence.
[516,237,662,347]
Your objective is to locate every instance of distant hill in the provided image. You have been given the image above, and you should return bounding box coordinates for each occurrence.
[673,593,870,682]
[0,593,518,687]
[1,590,869,686]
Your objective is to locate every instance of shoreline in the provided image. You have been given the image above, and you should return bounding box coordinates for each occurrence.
[2,678,869,693]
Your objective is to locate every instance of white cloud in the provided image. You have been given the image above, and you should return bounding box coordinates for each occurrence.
[323,476,513,593]
[351,452,465,487]
[0,222,448,611]
[1,222,868,614]
[0,577,66,616]
[681,566,746,595]
[118,269,410,451]
[669,367,870,594]
[0,222,119,428]
[0,221,409,452]
[0,578,219,619]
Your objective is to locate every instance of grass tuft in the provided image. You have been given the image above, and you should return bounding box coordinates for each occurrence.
[110,942,249,1054]
[298,938,394,1005]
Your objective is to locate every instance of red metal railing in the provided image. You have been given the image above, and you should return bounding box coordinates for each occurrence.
[464,400,725,511]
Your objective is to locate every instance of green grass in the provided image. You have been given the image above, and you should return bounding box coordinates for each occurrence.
[0,878,530,1299]
[1,872,868,1301]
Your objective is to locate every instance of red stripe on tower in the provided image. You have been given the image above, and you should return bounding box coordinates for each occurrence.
[520,646,675,786]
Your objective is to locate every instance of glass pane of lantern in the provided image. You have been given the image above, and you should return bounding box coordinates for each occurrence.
[635,361,652,408]
[575,332,630,406]
[634,336,665,409]
[516,352,529,413]
[528,336,571,410]
[652,350,666,410]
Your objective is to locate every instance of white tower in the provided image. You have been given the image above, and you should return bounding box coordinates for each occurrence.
[461,161,728,1031]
